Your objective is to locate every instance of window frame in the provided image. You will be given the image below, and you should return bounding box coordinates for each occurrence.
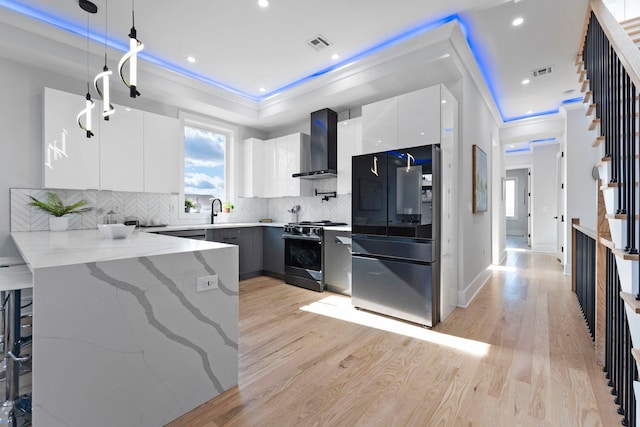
[178,112,237,221]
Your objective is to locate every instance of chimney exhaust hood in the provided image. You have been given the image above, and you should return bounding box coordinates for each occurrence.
[292,108,337,179]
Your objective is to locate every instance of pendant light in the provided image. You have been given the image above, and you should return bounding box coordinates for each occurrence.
[77,1,97,138]
[94,0,114,120]
[118,0,144,98]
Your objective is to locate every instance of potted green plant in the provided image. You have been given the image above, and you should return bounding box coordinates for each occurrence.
[222,201,234,213]
[28,192,93,231]
[184,199,195,213]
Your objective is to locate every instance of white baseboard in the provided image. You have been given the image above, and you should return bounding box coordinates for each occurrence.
[457,269,492,308]
[531,244,556,254]
[564,262,571,276]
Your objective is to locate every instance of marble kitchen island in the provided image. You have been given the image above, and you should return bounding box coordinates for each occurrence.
[11,229,239,427]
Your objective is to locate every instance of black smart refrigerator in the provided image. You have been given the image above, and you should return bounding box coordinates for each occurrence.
[351,144,440,327]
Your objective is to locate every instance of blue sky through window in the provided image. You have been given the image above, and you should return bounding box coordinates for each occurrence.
[184,126,225,197]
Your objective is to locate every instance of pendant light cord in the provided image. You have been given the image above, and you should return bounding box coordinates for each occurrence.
[104,0,108,66]
[86,12,90,90]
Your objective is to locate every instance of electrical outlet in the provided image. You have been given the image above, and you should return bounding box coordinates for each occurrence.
[196,275,218,292]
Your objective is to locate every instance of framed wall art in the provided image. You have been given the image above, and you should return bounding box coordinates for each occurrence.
[472,144,488,213]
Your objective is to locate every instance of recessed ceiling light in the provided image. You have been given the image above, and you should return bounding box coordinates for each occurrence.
[521,79,530,85]
[186,56,196,63]
[441,100,447,104]
[125,107,131,111]
[420,132,425,135]
[512,17,524,26]
[526,110,533,114]
[258,0,269,7]
[331,53,340,60]
[259,87,266,92]
[509,144,515,148]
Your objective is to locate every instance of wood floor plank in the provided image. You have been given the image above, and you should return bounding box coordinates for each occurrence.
[167,250,622,427]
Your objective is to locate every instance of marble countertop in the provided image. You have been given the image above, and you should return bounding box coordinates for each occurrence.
[139,222,287,233]
[11,230,233,270]
[141,222,351,233]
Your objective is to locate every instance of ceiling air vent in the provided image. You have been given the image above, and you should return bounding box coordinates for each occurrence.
[307,35,331,51]
[531,66,553,77]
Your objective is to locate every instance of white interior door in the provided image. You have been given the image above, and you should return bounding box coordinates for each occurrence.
[556,152,565,262]
[527,169,532,247]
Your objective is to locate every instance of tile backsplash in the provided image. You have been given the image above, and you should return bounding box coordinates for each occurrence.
[11,181,350,231]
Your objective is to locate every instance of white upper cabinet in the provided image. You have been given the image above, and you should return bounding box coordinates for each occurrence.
[336,116,362,195]
[398,85,441,147]
[263,137,277,198]
[361,96,398,154]
[239,133,311,198]
[362,84,446,154]
[43,87,100,190]
[283,133,312,197]
[237,137,265,198]
[99,106,144,192]
[44,88,182,194]
[143,112,181,194]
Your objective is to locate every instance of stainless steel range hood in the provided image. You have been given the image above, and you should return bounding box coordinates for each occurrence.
[292,108,337,179]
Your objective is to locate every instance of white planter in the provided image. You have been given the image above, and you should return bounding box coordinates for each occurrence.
[49,216,69,232]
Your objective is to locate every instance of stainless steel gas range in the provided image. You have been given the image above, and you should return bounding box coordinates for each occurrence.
[282,221,347,292]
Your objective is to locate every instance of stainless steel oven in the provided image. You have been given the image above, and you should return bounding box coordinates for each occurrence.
[283,221,346,292]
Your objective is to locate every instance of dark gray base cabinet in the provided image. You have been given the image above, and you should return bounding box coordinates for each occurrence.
[206,228,263,279]
[206,226,283,280]
[262,226,284,278]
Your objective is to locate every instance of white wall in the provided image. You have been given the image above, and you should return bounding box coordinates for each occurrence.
[531,143,560,252]
[0,57,265,257]
[564,106,600,272]
[492,134,506,265]
[450,72,499,307]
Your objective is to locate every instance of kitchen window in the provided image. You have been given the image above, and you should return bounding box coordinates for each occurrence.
[179,113,236,219]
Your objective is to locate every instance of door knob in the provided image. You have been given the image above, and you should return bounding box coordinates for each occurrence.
[554,216,558,219]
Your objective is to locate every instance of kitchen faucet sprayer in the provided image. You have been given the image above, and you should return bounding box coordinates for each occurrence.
[210,198,222,224]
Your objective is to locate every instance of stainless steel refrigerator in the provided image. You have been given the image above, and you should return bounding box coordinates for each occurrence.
[351,144,440,327]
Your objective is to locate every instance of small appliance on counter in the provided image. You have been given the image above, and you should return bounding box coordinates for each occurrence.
[351,144,441,327]
[123,216,139,228]
[282,220,347,292]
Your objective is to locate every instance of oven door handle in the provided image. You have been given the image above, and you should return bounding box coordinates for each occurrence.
[282,235,322,242]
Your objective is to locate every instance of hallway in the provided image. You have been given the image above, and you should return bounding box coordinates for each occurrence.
[169,249,620,426]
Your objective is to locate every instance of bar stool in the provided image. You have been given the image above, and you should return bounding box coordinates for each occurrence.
[0,258,33,426]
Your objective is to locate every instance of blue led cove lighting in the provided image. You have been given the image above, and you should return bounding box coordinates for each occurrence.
[529,137,557,143]
[0,0,582,121]
[505,147,530,154]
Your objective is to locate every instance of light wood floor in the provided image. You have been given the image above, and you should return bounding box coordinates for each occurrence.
[168,249,621,426]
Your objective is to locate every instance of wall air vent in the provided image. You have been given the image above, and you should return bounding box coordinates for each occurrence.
[531,66,553,77]
[307,35,331,51]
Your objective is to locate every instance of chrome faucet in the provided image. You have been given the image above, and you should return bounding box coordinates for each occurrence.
[210,198,222,224]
